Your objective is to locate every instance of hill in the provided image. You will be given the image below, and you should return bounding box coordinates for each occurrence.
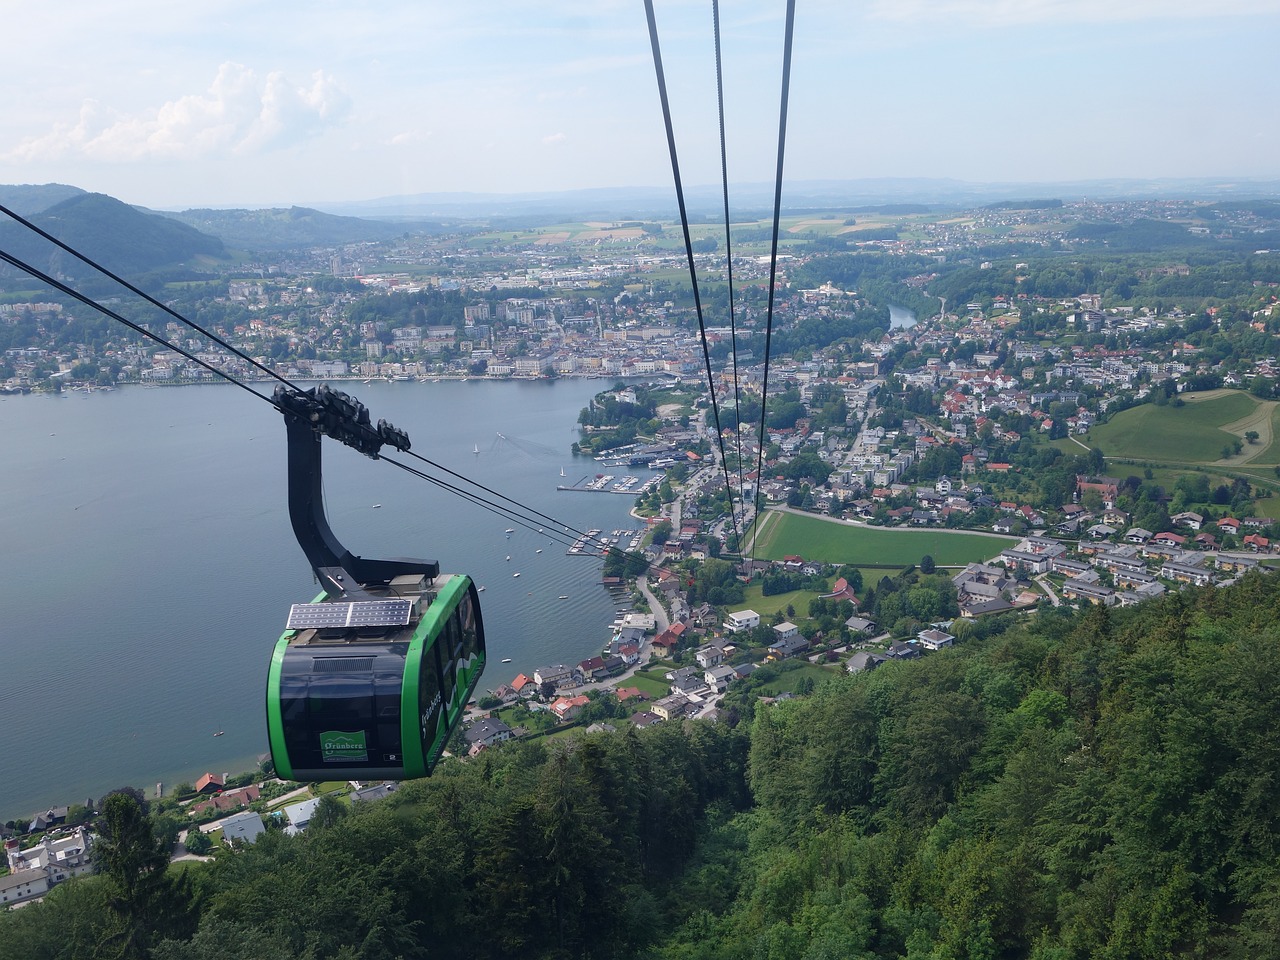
[158,205,444,251]
[0,183,87,216]
[0,192,227,282]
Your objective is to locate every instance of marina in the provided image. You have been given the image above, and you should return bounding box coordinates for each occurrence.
[558,473,662,496]
[566,527,644,555]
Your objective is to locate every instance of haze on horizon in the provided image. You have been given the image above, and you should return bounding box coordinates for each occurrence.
[3,0,1279,212]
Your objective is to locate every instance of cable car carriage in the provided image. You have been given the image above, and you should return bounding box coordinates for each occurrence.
[265,385,485,781]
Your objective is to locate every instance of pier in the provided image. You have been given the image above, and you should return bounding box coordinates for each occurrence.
[557,474,662,496]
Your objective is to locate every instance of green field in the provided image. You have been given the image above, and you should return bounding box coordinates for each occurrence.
[750,511,1014,567]
[755,664,843,696]
[1259,403,1280,463]
[734,584,819,618]
[624,672,673,700]
[1087,391,1259,463]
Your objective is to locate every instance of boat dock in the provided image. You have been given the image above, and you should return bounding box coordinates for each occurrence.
[557,474,662,496]
[567,528,642,555]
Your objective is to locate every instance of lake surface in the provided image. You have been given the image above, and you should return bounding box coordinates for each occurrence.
[889,304,916,329]
[0,379,638,817]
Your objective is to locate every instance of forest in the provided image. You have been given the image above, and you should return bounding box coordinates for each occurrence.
[5,571,1280,959]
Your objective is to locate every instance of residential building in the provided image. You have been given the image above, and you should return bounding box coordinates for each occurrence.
[533,664,573,688]
[651,693,692,721]
[4,827,93,888]
[704,664,738,692]
[550,695,590,722]
[694,645,725,669]
[772,621,800,642]
[0,867,49,906]
[917,628,956,651]
[846,651,887,674]
[767,634,810,661]
[465,717,514,750]
[220,811,266,846]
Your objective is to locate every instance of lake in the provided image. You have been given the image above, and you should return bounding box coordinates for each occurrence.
[0,378,638,818]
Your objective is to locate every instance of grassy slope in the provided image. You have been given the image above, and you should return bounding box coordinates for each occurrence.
[1259,402,1280,463]
[1088,391,1257,462]
[752,510,1014,567]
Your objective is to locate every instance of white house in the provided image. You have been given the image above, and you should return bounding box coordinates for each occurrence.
[704,664,738,693]
[0,867,49,906]
[533,664,573,687]
[464,717,513,751]
[0,827,95,907]
[724,610,760,634]
[4,826,93,885]
[772,621,800,642]
[695,645,725,669]
[917,628,956,651]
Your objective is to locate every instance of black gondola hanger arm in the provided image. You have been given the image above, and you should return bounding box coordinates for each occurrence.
[274,384,439,594]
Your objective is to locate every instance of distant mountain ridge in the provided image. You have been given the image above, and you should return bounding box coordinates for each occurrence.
[0,183,87,216]
[156,205,445,252]
[0,192,226,281]
[4,176,1280,262]
[310,176,1280,220]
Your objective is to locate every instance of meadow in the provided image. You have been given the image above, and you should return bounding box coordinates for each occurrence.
[750,510,1014,567]
[1084,390,1262,463]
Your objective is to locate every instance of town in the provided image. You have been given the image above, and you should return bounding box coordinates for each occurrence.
[5,190,1280,905]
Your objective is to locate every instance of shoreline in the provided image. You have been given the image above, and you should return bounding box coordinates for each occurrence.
[17,576,665,823]
[3,377,640,820]
[17,370,655,396]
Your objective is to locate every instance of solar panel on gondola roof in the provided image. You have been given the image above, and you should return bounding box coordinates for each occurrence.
[286,598,412,631]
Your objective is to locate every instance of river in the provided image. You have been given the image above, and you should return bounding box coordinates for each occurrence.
[889,304,916,330]
[0,378,639,818]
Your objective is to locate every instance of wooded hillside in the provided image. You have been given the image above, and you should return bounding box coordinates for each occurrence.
[5,572,1280,959]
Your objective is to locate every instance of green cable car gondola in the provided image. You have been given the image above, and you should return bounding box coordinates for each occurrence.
[265,385,486,781]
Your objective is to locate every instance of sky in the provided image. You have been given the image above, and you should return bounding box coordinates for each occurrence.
[2,0,1279,210]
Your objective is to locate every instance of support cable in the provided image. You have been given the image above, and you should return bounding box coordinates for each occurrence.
[747,0,796,563]
[643,0,744,550]
[712,0,749,543]
[0,203,306,396]
[0,247,284,410]
[0,243,633,562]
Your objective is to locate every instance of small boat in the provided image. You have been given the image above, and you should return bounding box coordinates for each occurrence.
[478,586,486,592]
[506,555,511,561]
[558,595,569,600]
[473,444,479,454]
[560,467,567,477]
[213,730,224,737]
[372,504,382,509]
[513,572,521,578]
[505,528,515,534]
[535,548,543,554]
[501,658,512,664]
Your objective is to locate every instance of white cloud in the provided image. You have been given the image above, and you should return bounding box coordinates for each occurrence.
[4,63,349,163]
[542,132,567,145]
